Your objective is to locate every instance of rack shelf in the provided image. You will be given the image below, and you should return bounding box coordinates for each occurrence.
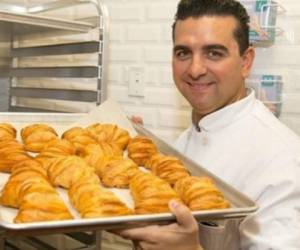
[0,10,95,33]
[10,87,99,102]
[11,41,101,57]
[10,66,99,78]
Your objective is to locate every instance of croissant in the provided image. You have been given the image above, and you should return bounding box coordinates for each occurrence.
[0,139,32,173]
[11,158,48,176]
[69,179,133,218]
[0,123,17,141]
[0,139,24,153]
[21,124,56,139]
[14,181,73,223]
[93,155,123,178]
[79,142,123,171]
[129,171,181,214]
[42,139,77,155]
[100,158,139,188]
[86,123,130,150]
[174,176,230,210]
[2,160,73,223]
[0,159,49,208]
[21,124,58,152]
[127,136,158,166]
[61,127,97,154]
[35,139,76,169]
[47,156,99,189]
[145,153,190,186]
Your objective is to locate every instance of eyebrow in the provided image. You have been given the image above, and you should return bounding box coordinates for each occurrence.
[173,45,189,53]
[203,44,229,53]
[173,44,229,53]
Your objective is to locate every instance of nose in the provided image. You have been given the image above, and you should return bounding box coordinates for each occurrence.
[187,56,207,79]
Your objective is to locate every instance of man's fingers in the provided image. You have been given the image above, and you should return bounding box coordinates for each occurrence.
[116,226,158,242]
[169,200,198,231]
[131,116,144,125]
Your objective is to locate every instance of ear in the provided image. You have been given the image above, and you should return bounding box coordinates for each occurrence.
[241,47,255,79]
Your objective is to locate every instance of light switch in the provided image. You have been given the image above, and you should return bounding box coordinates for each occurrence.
[129,66,145,97]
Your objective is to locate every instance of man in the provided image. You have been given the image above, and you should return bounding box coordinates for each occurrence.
[117,0,300,249]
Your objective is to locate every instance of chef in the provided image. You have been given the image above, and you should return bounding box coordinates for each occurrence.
[115,0,300,249]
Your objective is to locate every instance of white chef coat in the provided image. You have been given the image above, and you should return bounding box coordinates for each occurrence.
[175,89,300,250]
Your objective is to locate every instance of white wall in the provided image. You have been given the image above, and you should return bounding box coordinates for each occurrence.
[102,0,188,143]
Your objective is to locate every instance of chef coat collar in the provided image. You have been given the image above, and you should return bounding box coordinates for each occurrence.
[195,89,255,132]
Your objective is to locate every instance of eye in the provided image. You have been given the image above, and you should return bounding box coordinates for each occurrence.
[174,49,190,60]
[207,50,224,60]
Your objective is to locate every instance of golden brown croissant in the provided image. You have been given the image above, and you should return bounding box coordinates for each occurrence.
[79,142,123,171]
[21,124,56,139]
[35,139,76,170]
[93,155,123,178]
[21,124,58,152]
[1,160,73,224]
[47,155,99,189]
[61,127,97,154]
[174,176,230,210]
[14,181,73,223]
[0,159,49,208]
[0,139,32,173]
[127,135,158,166]
[100,158,139,188]
[129,171,181,214]
[0,123,17,141]
[86,123,130,150]
[69,178,133,218]
[11,158,48,176]
[145,153,190,186]
[43,139,77,155]
[0,139,24,152]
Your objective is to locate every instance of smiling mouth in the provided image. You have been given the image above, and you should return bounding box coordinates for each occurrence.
[187,81,215,89]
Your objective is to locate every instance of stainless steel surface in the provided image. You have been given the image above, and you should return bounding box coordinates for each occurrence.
[0,112,258,238]
[4,232,102,249]
[9,106,72,113]
[10,66,99,78]
[11,41,100,57]
[27,0,101,15]
[97,0,109,103]
[10,87,99,102]
[0,10,94,33]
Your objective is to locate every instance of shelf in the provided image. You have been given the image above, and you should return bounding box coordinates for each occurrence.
[10,66,99,78]
[0,10,95,34]
[11,41,101,57]
[10,87,99,102]
[9,106,70,113]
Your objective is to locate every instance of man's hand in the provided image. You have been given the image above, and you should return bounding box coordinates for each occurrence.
[115,200,203,250]
[131,116,144,125]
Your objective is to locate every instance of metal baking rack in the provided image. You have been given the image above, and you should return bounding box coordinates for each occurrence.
[0,0,109,113]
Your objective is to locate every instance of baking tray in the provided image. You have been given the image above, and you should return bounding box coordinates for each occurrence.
[0,102,258,237]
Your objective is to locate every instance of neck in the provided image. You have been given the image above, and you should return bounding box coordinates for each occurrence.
[192,88,248,128]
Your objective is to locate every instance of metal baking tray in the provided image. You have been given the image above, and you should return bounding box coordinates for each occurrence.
[0,111,258,237]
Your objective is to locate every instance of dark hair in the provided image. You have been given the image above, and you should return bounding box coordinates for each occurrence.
[172,0,250,55]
